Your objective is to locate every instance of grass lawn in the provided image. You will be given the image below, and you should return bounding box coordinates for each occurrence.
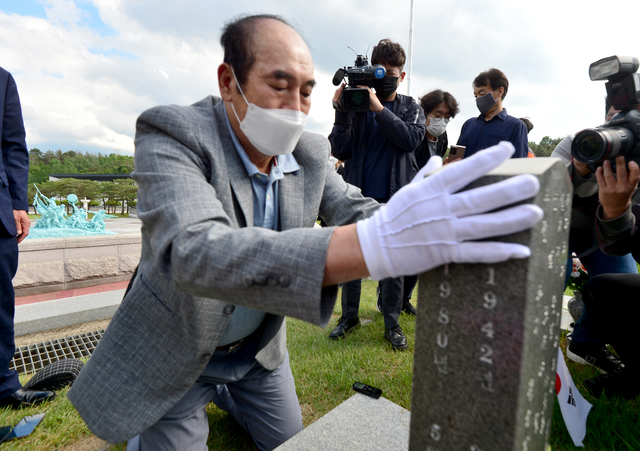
[1,280,638,449]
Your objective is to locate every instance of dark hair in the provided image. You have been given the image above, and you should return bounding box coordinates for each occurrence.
[473,68,509,100]
[519,117,533,133]
[371,39,406,70]
[220,14,291,86]
[419,90,460,118]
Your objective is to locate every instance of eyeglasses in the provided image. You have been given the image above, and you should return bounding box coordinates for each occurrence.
[428,114,452,122]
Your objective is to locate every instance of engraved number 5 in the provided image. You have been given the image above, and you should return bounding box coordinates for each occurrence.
[430,424,442,441]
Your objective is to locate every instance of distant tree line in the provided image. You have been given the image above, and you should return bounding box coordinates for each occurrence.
[28,149,134,184]
[528,136,565,158]
[27,149,137,215]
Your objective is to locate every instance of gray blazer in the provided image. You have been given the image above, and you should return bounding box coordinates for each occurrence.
[68,96,379,443]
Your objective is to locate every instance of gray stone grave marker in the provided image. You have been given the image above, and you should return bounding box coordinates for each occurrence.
[410,158,572,451]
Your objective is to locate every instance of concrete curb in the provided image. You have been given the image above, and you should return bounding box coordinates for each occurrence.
[14,289,124,336]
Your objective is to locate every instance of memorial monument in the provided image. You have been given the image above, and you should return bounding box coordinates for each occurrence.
[275,157,571,451]
[410,158,571,451]
[28,185,116,239]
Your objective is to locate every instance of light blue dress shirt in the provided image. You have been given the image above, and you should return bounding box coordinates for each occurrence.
[216,108,300,346]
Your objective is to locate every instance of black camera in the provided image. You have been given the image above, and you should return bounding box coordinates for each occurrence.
[572,55,640,171]
[333,54,385,112]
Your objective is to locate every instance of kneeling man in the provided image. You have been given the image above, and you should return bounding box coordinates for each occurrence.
[69,14,543,451]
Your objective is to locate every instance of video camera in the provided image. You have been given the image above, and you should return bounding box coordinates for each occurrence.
[332,54,385,112]
[572,55,640,171]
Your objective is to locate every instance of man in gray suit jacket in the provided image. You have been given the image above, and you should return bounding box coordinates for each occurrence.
[68,14,544,451]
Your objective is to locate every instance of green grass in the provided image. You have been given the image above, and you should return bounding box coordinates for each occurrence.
[0,383,95,450]
[1,280,638,449]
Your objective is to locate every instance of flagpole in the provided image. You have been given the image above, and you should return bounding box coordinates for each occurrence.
[407,0,414,96]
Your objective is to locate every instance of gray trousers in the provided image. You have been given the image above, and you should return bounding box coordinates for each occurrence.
[127,337,303,451]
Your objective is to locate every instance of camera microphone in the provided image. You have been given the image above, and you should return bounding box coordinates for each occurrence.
[332,69,346,86]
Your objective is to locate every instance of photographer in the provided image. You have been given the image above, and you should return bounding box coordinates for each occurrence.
[578,155,640,399]
[328,38,426,350]
[552,102,640,374]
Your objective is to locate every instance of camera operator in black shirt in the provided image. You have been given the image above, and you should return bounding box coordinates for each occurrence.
[328,38,425,350]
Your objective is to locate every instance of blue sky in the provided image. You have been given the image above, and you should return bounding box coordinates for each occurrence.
[1,0,639,155]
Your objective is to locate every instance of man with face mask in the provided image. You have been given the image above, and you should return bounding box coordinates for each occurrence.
[328,38,426,350]
[456,68,528,159]
[68,16,544,451]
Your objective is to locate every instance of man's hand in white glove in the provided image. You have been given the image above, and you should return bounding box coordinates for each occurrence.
[356,141,544,280]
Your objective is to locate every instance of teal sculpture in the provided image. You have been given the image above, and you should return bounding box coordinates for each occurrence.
[28,185,116,239]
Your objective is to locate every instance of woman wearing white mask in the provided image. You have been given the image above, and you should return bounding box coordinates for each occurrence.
[404,89,460,314]
[414,89,460,169]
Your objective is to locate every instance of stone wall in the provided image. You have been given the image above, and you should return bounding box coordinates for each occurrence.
[14,233,140,297]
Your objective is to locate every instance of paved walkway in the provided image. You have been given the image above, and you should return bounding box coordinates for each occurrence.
[15,281,125,337]
[16,281,129,306]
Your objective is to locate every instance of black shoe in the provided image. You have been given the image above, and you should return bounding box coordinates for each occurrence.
[384,326,408,351]
[329,317,360,340]
[583,369,640,399]
[0,388,56,409]
[567,341,624,374]
[402,300,417,316]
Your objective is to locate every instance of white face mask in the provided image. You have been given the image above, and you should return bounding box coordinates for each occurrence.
[229,68,307,156]
[426,116,449,137]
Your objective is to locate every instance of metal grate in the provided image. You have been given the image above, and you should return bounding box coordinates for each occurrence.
[10,330,105,375]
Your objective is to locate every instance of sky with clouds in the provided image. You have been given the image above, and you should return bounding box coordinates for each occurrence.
[1,0,639,155]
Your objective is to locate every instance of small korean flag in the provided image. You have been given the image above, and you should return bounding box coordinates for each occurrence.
[556,347,593,447]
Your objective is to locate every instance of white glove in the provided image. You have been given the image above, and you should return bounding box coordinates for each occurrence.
[357,142,544,280]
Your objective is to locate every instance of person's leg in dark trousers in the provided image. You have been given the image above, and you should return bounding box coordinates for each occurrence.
[402,275,418,316]
[379,277,403,329]
[566,250,636,374]
[581,273,640,398]
[379,276,407,350]
[582,273,639,368]
[328,279,362,339]
[341,279,361,320]
[572,250,637,345]
[0,230,21,400]
[0,225,55,409]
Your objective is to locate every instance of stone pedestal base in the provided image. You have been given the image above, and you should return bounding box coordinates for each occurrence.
[276,394,410,451]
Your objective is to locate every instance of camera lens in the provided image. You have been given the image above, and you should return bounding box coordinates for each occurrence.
[341,88,370,112]
[572,127,633,164]
[573,130,606,162]
[349,91,366,109]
